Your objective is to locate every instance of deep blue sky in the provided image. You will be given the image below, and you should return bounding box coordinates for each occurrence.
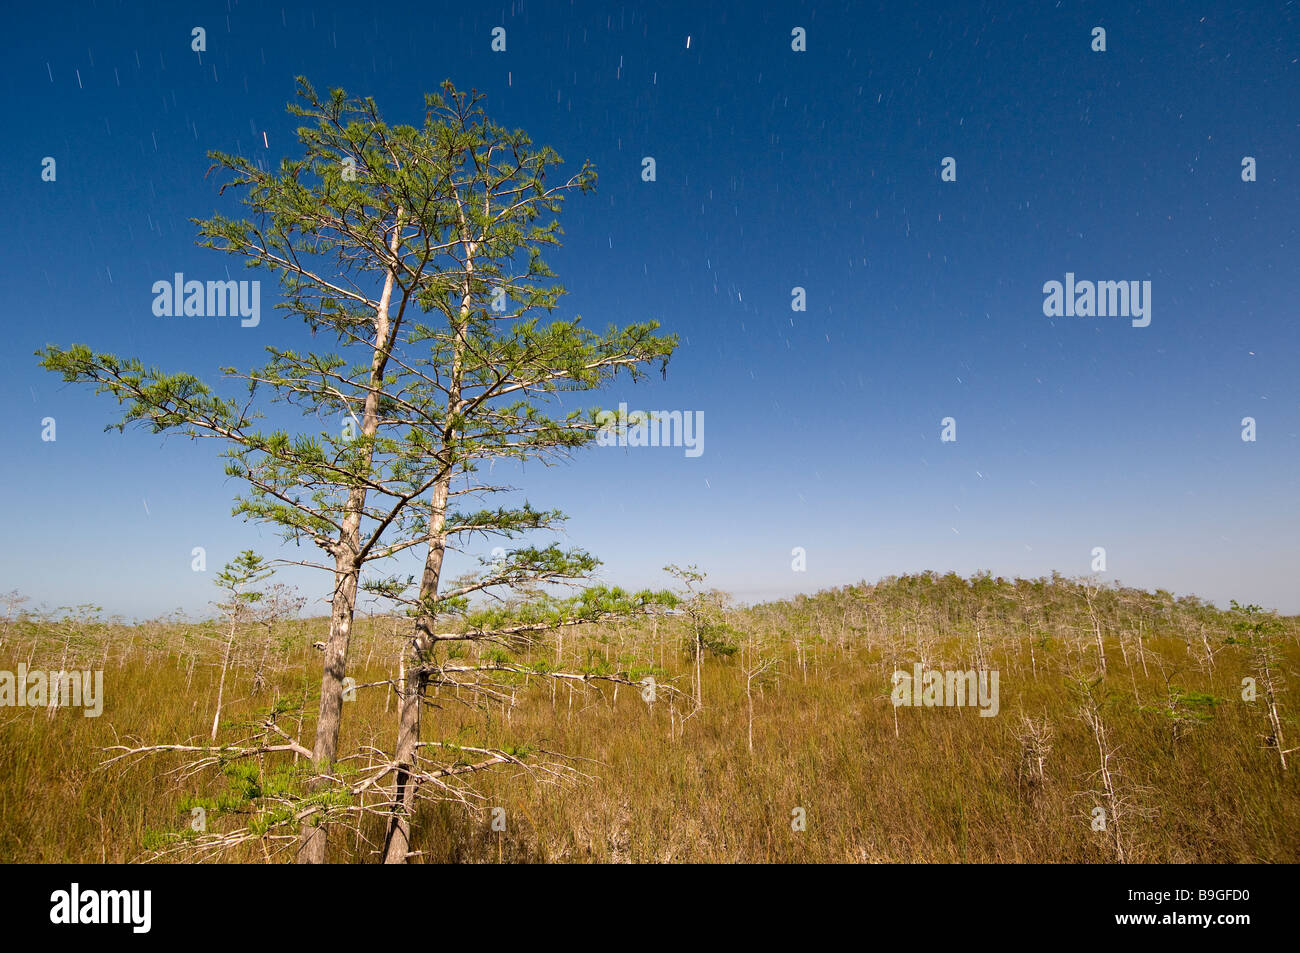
[2,1,1297,619]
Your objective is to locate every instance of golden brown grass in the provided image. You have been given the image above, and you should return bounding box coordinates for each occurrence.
[1,573,1296,863]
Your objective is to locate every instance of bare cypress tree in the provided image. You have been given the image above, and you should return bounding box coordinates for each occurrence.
[1231,601,1295,770]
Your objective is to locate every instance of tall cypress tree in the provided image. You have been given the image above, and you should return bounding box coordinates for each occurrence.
[41,79,679,862]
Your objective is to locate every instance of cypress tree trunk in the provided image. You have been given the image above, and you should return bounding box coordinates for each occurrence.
[297,554,361,863]
[382,235,467,864]
[382,472,452,864]
[298,221,403,863]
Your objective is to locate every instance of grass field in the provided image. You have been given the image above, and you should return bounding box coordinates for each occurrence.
[1,572,1296,863]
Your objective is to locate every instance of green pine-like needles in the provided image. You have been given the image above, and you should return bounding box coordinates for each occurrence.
[39,78,680,863]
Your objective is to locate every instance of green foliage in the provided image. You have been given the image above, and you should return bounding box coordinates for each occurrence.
[34,78,687,861]
[214,551,273,612]
[665,564,737,659]
[1227,601,1281,644]
[38,78,678,585]
[1142,688,1221,725]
